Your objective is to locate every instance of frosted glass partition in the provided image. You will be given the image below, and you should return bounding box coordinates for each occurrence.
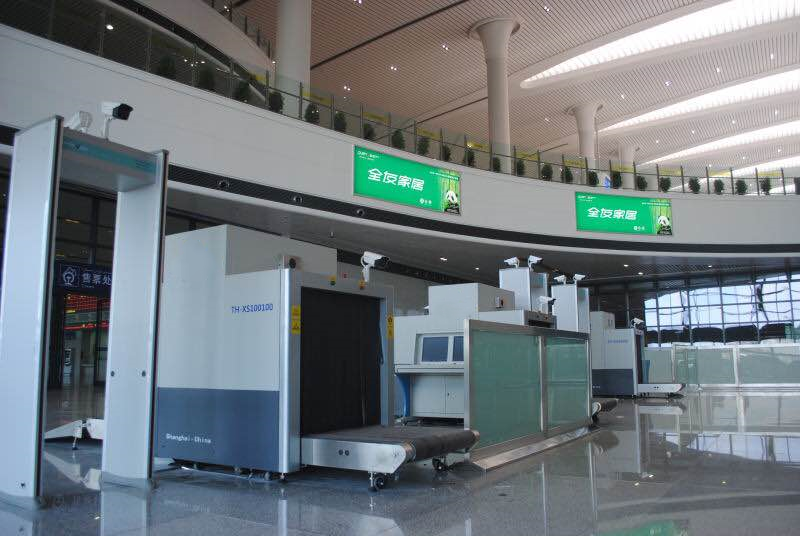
[466,329,542,451]
[643,348,673,383]
[465,320,590,458]
[545,337,591,429]
[738,345,800,384]
[696,348,736,384]
[674,346,698,386]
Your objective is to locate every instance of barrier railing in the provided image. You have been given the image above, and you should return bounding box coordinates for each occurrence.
[199,0,270,57]
[643,343,800,387]
[3,0,799,197]
[464,321,590,461]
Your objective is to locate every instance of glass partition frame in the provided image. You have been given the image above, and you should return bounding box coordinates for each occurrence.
[463,320,591,461]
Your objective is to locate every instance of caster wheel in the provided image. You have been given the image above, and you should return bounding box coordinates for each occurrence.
[374,475,387,489]
[432,459,448,473]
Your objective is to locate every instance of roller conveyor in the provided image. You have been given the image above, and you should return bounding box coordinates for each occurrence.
[301,425,479,490]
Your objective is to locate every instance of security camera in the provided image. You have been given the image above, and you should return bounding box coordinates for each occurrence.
[504,257,520,268]
[538,295,556,313]
[100,101,133,139]
[360,251,388,282]
[554,275,567,284]
[527,255,542,268]
[631,318,644,327]
[65,111,92,133]
[573,274,586,282]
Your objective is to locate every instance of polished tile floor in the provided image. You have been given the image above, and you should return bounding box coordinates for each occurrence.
[5,391,800,535]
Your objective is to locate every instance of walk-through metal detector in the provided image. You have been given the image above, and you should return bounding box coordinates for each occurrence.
[0,117,167,507]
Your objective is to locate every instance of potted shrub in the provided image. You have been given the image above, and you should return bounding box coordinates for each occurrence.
[154,56,177,80]
[713,178,725,195]
[390,129,405,149]
[196,66,216,91]
[759,177,772,195]
[735,179,748,195]
[794,177,800,194]
[635,175,647,191]
[658,176,671,193]
[464,148,475,167]
[268,91,284,113]
[333,111,347,133]
[362,122,376,141]
[611,171,622,189]
[304,102,320,124]
[416,136,430,157]
[441,144,452,162]
[688,177,701,194]
[491,156,501,172]
[515,159,526,176]
[233,79,251,102]
[561,166,574,183]
[540,163,553,181]
[586,170,598,186]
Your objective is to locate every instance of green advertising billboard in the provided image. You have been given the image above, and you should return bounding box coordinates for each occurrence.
[575,192,673,235]
[353,146,461,215]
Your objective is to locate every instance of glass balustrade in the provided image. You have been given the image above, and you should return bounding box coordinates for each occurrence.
[2,0,799,197]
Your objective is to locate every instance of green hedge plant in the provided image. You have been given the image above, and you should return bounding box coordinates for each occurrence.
[759,178,772,195]
[333,111,347,133]
[491,156,501,172]
[713,178,725,195]
[268,91,284,113]
[735,179,748,195]
[635,175,647,191]
[540,163,553,181]
[441,144,452,162]
[196,67,216,91]
[416,136,430,157]
[304,102,320,124]
[688,177,701,194]
[390,129,406,149]
[561,167,574,183]
[611,171,622,189]
[586,170,598,186]
[362,122,376,141]
[794,177,800,195]
[464,148,475,167]
[658,176,671,193]
[515,158,526,176]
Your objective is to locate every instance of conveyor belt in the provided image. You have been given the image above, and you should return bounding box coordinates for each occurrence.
[301,425,479,476]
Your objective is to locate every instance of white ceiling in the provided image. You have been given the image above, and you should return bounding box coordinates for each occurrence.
[235,0,800,173]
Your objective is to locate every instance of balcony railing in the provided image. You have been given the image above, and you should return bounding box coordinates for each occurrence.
[199,0,270,57]
[2,0,799,197]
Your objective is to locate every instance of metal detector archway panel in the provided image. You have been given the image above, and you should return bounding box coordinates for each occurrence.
[0,117,167,506]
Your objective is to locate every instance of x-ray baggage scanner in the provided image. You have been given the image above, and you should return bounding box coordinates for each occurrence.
[155,226,477,490]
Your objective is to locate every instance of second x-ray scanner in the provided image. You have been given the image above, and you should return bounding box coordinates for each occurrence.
[155,226,478,491]
[590,312,682,397]
[394,266,555,420]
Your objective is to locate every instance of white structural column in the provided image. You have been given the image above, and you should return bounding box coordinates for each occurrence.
[275,0,311,90]
[568,102,603,168]
[469,17,520,172]
[617,144,637,190]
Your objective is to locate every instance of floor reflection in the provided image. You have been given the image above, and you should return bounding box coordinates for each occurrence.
[5,391,800,535]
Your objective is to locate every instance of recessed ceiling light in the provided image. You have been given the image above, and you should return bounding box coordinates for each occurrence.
[441,43,449,51]
[655,139,660,144]
[742,156,747,160]
[770,52,775,60]
[389,65,398,71]
[638,271,644,276]
[353,0,363,4]
[440,257,448,262]
[105,23,114,31]
[715,66,721,73]
[708,264,713,268]
[343,85,351,91]
[774,109,779,116]
[664,80,671,87]
[543,4,551,12]
[623,264,629,267]
[731,119,736,124]
[777,148,782,153]
[475,267,480,271]
[691,129,696,134]
[620,93,626,99]
[544,117,550,122]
